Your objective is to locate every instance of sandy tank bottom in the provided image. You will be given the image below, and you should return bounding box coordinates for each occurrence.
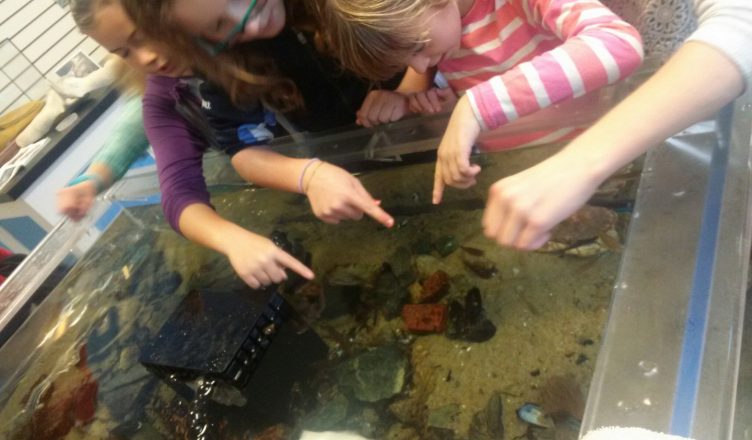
[0,147,635,439]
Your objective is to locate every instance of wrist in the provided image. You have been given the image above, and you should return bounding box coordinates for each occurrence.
[298,158,321,193]
[302,160,326,194]
[179,204,251,256]
[559,131,637,187]
[213,220,253,256]
[451,96,481,137]
[67,173,105,194]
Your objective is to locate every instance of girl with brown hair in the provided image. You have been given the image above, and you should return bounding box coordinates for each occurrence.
[70,0,396,289]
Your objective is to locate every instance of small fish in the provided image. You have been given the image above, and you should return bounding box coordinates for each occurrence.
[517,403,554,429]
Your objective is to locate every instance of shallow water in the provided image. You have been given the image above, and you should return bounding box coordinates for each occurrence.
[0,145,638,440]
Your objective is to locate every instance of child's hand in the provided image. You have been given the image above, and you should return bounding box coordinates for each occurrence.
[407,87,457,114]
[432,95,482,204]
[356,90,409,128]
[57,181,97,221]
[224,229,315,289]
[305,162,394,228]
[482,151,601,250]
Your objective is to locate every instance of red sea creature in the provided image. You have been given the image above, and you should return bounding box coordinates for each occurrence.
[24,344,99,440]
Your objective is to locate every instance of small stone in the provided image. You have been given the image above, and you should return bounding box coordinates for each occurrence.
[411,238,434,255]
[445,289,496,343]
[408,282,424,304]
[465,319,497,343]
[414,255,446,279]
[402,304,448,334]
[419,270,450,303]
[435,235,458,257]
[428,404,461,430]
[461,254,498,279]
[302,392,350,430]
[426,426,456,440]
[336,346,407,402]
[372,266,409,319]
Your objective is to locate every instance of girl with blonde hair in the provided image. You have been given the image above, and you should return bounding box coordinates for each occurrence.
[321,0,644,206]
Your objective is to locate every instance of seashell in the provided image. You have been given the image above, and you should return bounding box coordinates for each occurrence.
[517,403,554,429]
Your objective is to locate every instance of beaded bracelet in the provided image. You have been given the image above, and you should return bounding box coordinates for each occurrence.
[298,158,321,193]
[67,173,105,194]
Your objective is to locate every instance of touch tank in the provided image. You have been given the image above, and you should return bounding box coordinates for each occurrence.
[0,82,750,440]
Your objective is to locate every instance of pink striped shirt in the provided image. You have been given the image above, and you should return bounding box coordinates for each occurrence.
[438,0,643,145]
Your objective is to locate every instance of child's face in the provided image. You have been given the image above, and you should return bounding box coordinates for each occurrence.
[88,2,189,77]
[407,2,462,74]
[171,0,286,45]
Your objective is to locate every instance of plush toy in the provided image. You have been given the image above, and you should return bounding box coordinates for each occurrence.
[14,56,120,148]
[0,100,44,151]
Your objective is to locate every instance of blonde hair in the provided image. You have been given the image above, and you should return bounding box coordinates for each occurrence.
[320,0,449,80]
[70,0,114,31]
[108,56,147,96]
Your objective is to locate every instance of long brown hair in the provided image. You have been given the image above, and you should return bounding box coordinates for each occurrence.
[120,0,318,111]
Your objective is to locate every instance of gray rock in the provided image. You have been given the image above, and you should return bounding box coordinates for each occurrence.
[387,246,416,286]
[302,392,350,431]
[427,404,460,430]
[371,266,408,320]
[337,345,407,402]
[325,264,381,287]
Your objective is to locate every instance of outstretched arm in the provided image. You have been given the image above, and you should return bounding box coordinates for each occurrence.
[179,203,314,288]
[57,163,113,221]
[433,0,644,202]
[57,96,149,220]
[482,39,745,249]
[230,147,394,227]
[142,76,315,288]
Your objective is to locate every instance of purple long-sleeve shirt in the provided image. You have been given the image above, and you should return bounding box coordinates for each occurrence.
[143,75,211,232]
[141,28,399,234]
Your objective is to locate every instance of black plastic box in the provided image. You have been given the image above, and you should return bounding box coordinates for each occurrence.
[139,287,288,388]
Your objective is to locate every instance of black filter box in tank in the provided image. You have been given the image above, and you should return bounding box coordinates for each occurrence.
[138,287,292,388]
[139,230,326,393]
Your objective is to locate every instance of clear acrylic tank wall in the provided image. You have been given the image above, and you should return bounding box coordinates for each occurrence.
[0,82,750,440]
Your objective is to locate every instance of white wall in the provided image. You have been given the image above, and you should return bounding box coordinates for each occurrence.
[0,0,108,114]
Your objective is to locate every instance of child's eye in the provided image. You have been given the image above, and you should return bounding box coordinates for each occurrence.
[413,42,427,54]
[131,32,146,46]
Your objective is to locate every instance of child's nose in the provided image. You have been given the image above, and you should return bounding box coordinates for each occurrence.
[409,56,431,74]
[134,48,158,68]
